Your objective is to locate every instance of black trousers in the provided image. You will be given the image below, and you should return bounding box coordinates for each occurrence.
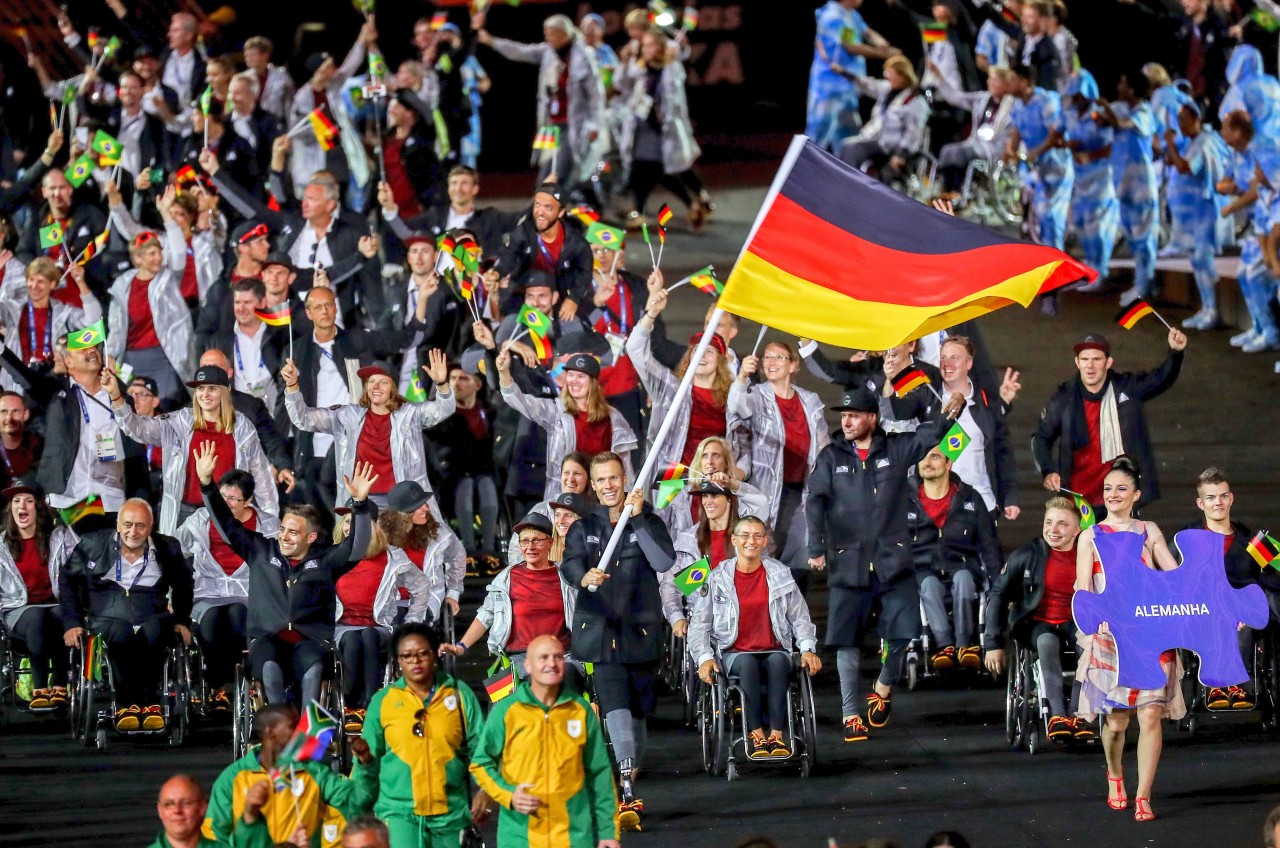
[98,617,171,706]
[338,627,389,709]
[197,603,247,689]
[629,159,704,214]
[8,605,66,686]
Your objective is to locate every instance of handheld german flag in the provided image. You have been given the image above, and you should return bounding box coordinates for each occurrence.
[567,204,600,226]
[528,332,550,360]
[1116,300,1155,330]
[690,266,723,296]
[255,302,292,327]
[891,367,930,397]
[77,227,110,266]
[719,138,1092,350]
[673,556,711,596]
[1247,531,1280,569]
[682,6,699,30]
[655,461,689,509]
[586,222,625,248]
[656,204,674,227]
[937,420,970,462]
[484,666,515,703]
[307,107,339,152]
[430,11,448,29]
[921,22,948,43]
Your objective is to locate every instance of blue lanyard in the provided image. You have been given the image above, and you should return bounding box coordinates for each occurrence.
[598,278,630,334]
[234,335,265,373]
[25,301,52,361]
[146,444,159,466]
[535,232,556,268]
[76,386,115,425]
[115,540,150,591]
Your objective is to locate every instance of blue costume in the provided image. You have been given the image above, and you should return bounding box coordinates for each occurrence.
[975,20,1009,70]
[1167,105,1231,324]
[1231,135,1280,349]
[1110,99,1160,299]
[1220,46,1280,140]
[807,1,868,150]
[1064,71,1118,275]
[460,55,489,169]
[1012,87,1073,250]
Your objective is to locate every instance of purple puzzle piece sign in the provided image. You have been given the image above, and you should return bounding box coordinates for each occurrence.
[1072,529,1269,690]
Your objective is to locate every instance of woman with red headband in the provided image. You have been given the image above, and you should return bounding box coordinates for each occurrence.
[105,185,196,404]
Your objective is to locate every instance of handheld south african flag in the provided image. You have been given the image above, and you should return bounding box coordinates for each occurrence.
[656,204,674,227]
[689,266,723,296]
[1116,300,1155,330]
[937,420,970,462]
[255,302,292,327]
[1247,531,1280,569]
[672,556,711,596]
[891,367,930,397]
[271,701,337,781]
[586,222,625,249]
[58,493,104,525]
[39,222,65,250]
[517,304,552,337]
[655,461,689,509]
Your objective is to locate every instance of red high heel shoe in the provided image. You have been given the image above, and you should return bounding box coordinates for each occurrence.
[1106,772,1128,810]
[1134,797,1155,822]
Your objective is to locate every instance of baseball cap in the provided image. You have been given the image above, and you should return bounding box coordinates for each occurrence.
[512,512,554,536]
[690,480,732,497]
[1,476,44,500]
[533,182,563,206]
[356,363,395,383]
[386,481,431,513]
[549,491,590,517]
[516,269,556,293]
[563,353,600,379]
[1073,333,1111,355]
[689,332,728,357]
[831,387,879,413]
[403,231,436,248]
[262,252,294,272]
[129,376,160,396]
[185,365,231,388]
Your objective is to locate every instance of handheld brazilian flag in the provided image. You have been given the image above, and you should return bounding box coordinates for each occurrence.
[198,85,213,117]
[1115,299,1154,330]
[586,222,625,249]
[103,35,122,59]
[39,222,65,250]
[404,370,428,403]
[1069,491,1097,529]
[719,138,1093,350]
[672,556,711,596]
[689,266,723,296]
[518,304,552,338]
[891,367,930,397]
[656,204,674,227]
[271,702,337,781]
[368,52,388,79]
[1251,7,1280,32]
[255,302,292,327]
[682,6,699,30]
[58,493,104,526]
[937,420,970,462]
[62,85,78,107]
[91,129,122,160]
[66,154,96,188]
[655,461,688,509]
[78,227,111,266]
[921,22,948,43]
[67,320,107,351]
[352,0,375,15]
[484,666,515,703]
[1247,531,1280,570]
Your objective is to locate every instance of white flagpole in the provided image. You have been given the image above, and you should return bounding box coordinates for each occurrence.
[749,325,768,357]
[589,306,725,590]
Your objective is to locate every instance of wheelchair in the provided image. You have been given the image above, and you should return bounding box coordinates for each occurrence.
[903,574,987,690]
[697,653,819,781]
[230,644,349,768]
[0,619,67,725]
[659,626,699,727]
[949,157,1024,227]
[67,632,191,752]
[1178,625,1280,735]
[856,132,938,204]
[1004,637,1084,754]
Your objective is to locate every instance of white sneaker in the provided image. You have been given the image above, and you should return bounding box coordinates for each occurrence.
[1117,286,1144,307]
[1242,334,1280,353]
[1182,309,1218,330]
[1231,329,1260,347]
[1075,280,1106,293]
[1157,245,1185,259]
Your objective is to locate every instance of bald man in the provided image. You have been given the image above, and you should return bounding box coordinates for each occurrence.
[471,635,620,848]
[60,499,193,732]
[151,774,273,848]
[17,170,108,297]
[197,348,295,492]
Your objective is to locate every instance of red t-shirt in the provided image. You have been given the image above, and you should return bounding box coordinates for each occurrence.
[126,274,162,350]
[1034,546,1077,625]
[16,537,53,604]
[457,404,489,442]
[919,482,958,529]
[1070,398,1106,506]
[855,447,870,462]
[19,305,53,363]
[209,510,257,577]
[183,426,237,505]
[1,434,40,478]
[709,527,729,569]
[775,392,811,485]
[356,412,396,495]
[179,242,199,306]
[730,565,780,652]
[573,411,613,457]
[507,565,571,652]
[531,225,565,274]
[337,551,387,627]
[594,282,640,396]
[681,387,726,465]
[384,136,423,219]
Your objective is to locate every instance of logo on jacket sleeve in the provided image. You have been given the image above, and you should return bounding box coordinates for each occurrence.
[835,465,850,473]
[964,502,975,512]
[876,458,890,469]
[566,719,583,738]
[323,824,338,842]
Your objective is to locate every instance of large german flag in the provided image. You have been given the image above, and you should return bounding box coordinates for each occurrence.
[720,138,1095,350]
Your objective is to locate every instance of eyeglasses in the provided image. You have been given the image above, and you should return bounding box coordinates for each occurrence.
[518,537,551,548]
[733,532,768,541]
[761,354,790,362]
[159,799,202,810]
[220,494,247,504]
[398,650,433,663]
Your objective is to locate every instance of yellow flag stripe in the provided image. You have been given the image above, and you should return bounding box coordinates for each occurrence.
[719,251,1064,351]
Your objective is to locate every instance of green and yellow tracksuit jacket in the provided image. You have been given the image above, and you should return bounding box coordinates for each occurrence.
[469,682,619,848]
[148,820,272,848]
[358,674,485,834]
[201,747,373,848]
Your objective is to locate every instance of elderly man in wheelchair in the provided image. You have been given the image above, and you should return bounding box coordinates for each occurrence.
[983,496,1091,742]
[60,498,193,732]
[688,515,821,760]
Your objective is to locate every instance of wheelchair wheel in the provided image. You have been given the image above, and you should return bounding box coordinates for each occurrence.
[1016,650,1036,753]
[163,647,190,747]
[681,650,699,728]
[67,643,86,741]
[322,658,349,772]
[231,662,256,760]
[698,680,728,776]
[798,668,819,778]
[906,655,920,691]
[1178,650,1201,734]
[81,671,100,748]
[1259,632,1279,732]
[185,639,209,722]
[439,606,457,678]
[990,159,1024,226]
[1004,662,1017,747]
